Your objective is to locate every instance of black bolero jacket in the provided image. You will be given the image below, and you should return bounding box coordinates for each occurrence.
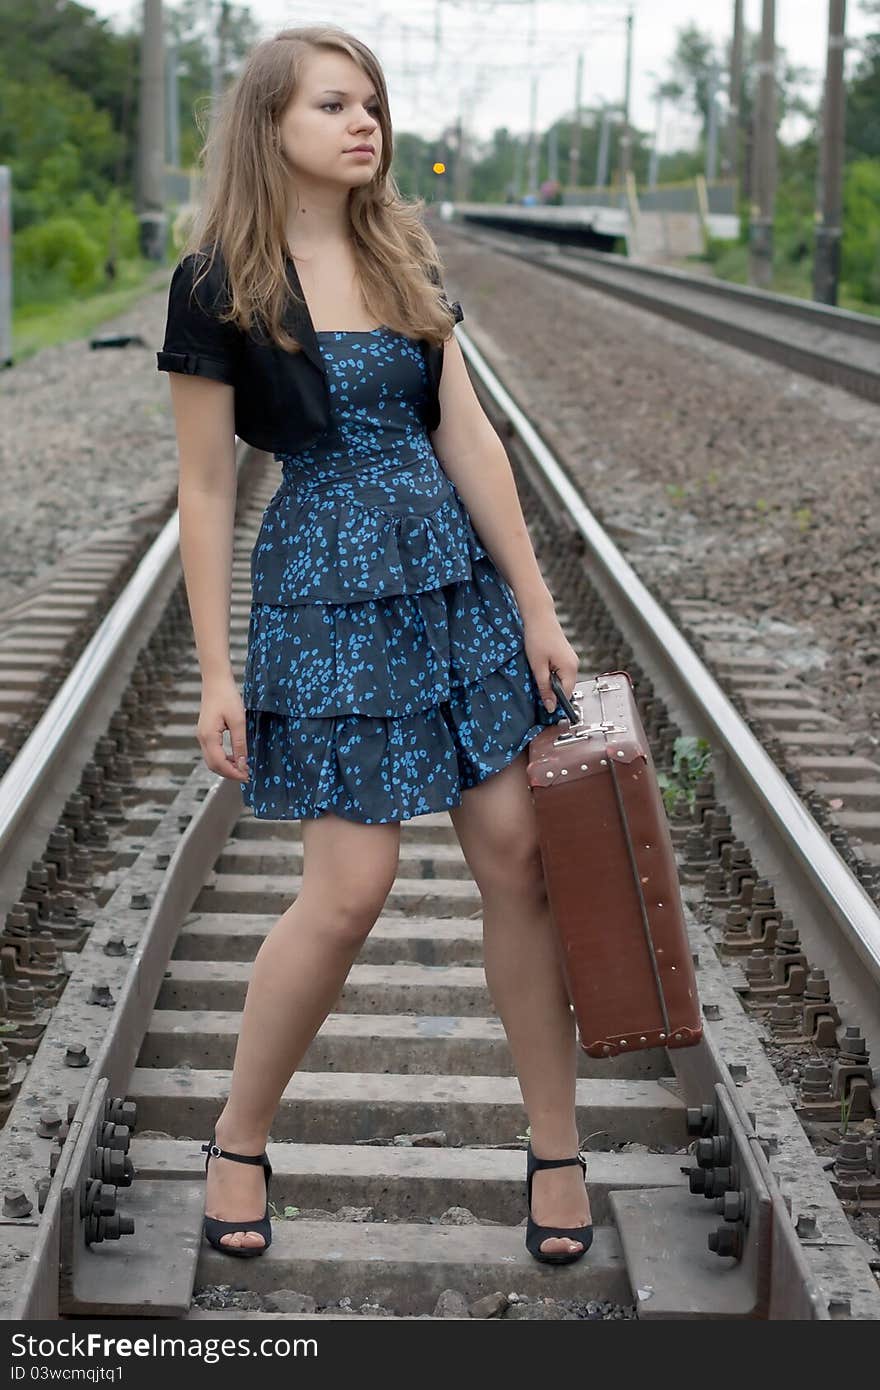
[156,248,464,455]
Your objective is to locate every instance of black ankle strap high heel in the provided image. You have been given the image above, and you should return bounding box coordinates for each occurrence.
[201,1132,273,1258]
[525,1141,594,1265]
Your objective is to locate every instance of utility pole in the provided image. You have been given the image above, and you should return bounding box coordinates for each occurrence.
[596,107,613,189]
[212,1,231,108]
[136,0,167,259]
[724,0,744,189]
[568,50,584,191]
[527,0,539,197]
[617,6,634,186]
[748,0,777,288]
[706,59,720,181]
[0,166,11,367]
[166,36,180,167]
[548,123,559,183]
[648,92,662,190]
[813,0,847,304]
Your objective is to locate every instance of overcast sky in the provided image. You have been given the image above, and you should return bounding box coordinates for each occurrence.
[88,1,878,152]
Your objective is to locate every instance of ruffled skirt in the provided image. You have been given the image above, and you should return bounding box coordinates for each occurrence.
[240,475,568,823]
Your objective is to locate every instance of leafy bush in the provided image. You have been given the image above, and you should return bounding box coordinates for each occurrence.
[842,159,880,304]
[13,217,105,300]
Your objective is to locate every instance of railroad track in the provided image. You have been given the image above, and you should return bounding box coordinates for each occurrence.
[451,216,880,406]
[1,306,879,1322]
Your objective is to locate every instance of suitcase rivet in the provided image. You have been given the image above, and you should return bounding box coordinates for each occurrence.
[620,1039,628,1047]
[659,1033,666,1041]
[674,1033,681,1040]
[599,758,607,766]
[546,771,554,778]
[617,751,624,758]
[670,965,677,971]
[580,764,588,770]
[560,768,568,775]
[639,1036,647,1044]
[658,902,663,908]
[603,1045,611,1053]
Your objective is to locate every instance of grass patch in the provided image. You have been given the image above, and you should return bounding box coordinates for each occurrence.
[701,241,880,318]
[10,256,172,365]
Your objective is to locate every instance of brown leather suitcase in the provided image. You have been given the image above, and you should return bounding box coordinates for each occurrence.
[527,668,702,1057]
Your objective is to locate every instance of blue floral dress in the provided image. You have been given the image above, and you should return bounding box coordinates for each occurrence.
[240,326,567,823]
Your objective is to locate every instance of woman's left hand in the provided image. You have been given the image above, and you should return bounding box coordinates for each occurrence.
[521,607,580,713]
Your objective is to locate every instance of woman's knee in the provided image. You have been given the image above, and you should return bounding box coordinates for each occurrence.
[463,816,547,902]
[300,815,400,941]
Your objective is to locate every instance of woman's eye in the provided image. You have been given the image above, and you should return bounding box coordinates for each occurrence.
[322,102,379,115]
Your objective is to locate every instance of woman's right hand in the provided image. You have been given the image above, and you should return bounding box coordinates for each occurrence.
[197,675,250,782]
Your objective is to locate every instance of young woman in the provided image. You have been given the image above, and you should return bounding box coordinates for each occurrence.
[158,24,591,1266]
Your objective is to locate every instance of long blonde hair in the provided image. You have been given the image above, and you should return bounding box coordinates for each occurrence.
[180,24,456,353]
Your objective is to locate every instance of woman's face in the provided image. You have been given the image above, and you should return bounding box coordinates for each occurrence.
[278,50,383,188]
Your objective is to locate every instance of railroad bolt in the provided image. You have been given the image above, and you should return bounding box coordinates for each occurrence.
[714,1190,748,1224]
[48,1146,62,1175]
[744,951,772,985]
[3,1189,33,1218]
[703,866,728,898]
[87,983,115,1008]
[696,1136,731,1168]
[834,1138,870,1178]
[689,1166,734,1198]
[723,906,751,944]
[707,1224,743,1259]
[826,1298,851,1318]
[99,1122,131,1152]
[770,999,799,1033]
[96,1212,135,1240]
[35,1176,51,1213]
[129,892,150,911]
[92,1146,133,1186]
[795,1212,818,1239]
[684,829,710,864]
[105,1098,137,1129]
[81,1179,116,1218]
[63,1043,89,1068]
[36,1111,63,1139]
[728,1063,748,1083]
[795,1061,828,1106]
[686,1104,716,1136]
[838,1025,868,1061]
[154,853,171,870]
[102,938,127,957]
[702,1002,721,1020]
[800,967,828,1000]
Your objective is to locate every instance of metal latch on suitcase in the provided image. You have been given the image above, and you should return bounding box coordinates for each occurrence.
[548,670,628,745]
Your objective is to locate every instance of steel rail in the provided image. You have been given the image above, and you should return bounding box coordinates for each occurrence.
[561,244,880,344]
[0,441,252,922]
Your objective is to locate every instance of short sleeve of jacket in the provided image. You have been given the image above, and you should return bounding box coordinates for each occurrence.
[156,253,242,386]
[426,263,464,325]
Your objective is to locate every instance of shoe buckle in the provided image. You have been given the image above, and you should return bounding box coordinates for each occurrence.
[205,1143,222,1158]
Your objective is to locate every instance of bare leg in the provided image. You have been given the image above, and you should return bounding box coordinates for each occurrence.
[205,812,401,1249]
[449,751,591,1256]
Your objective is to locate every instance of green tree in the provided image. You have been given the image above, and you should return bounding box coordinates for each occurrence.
[846,0,880,159]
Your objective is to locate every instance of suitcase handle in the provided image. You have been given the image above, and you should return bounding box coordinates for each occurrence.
[549,669,580,724]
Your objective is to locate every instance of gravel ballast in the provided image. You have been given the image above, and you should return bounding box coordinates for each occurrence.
[0,270,179,616]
